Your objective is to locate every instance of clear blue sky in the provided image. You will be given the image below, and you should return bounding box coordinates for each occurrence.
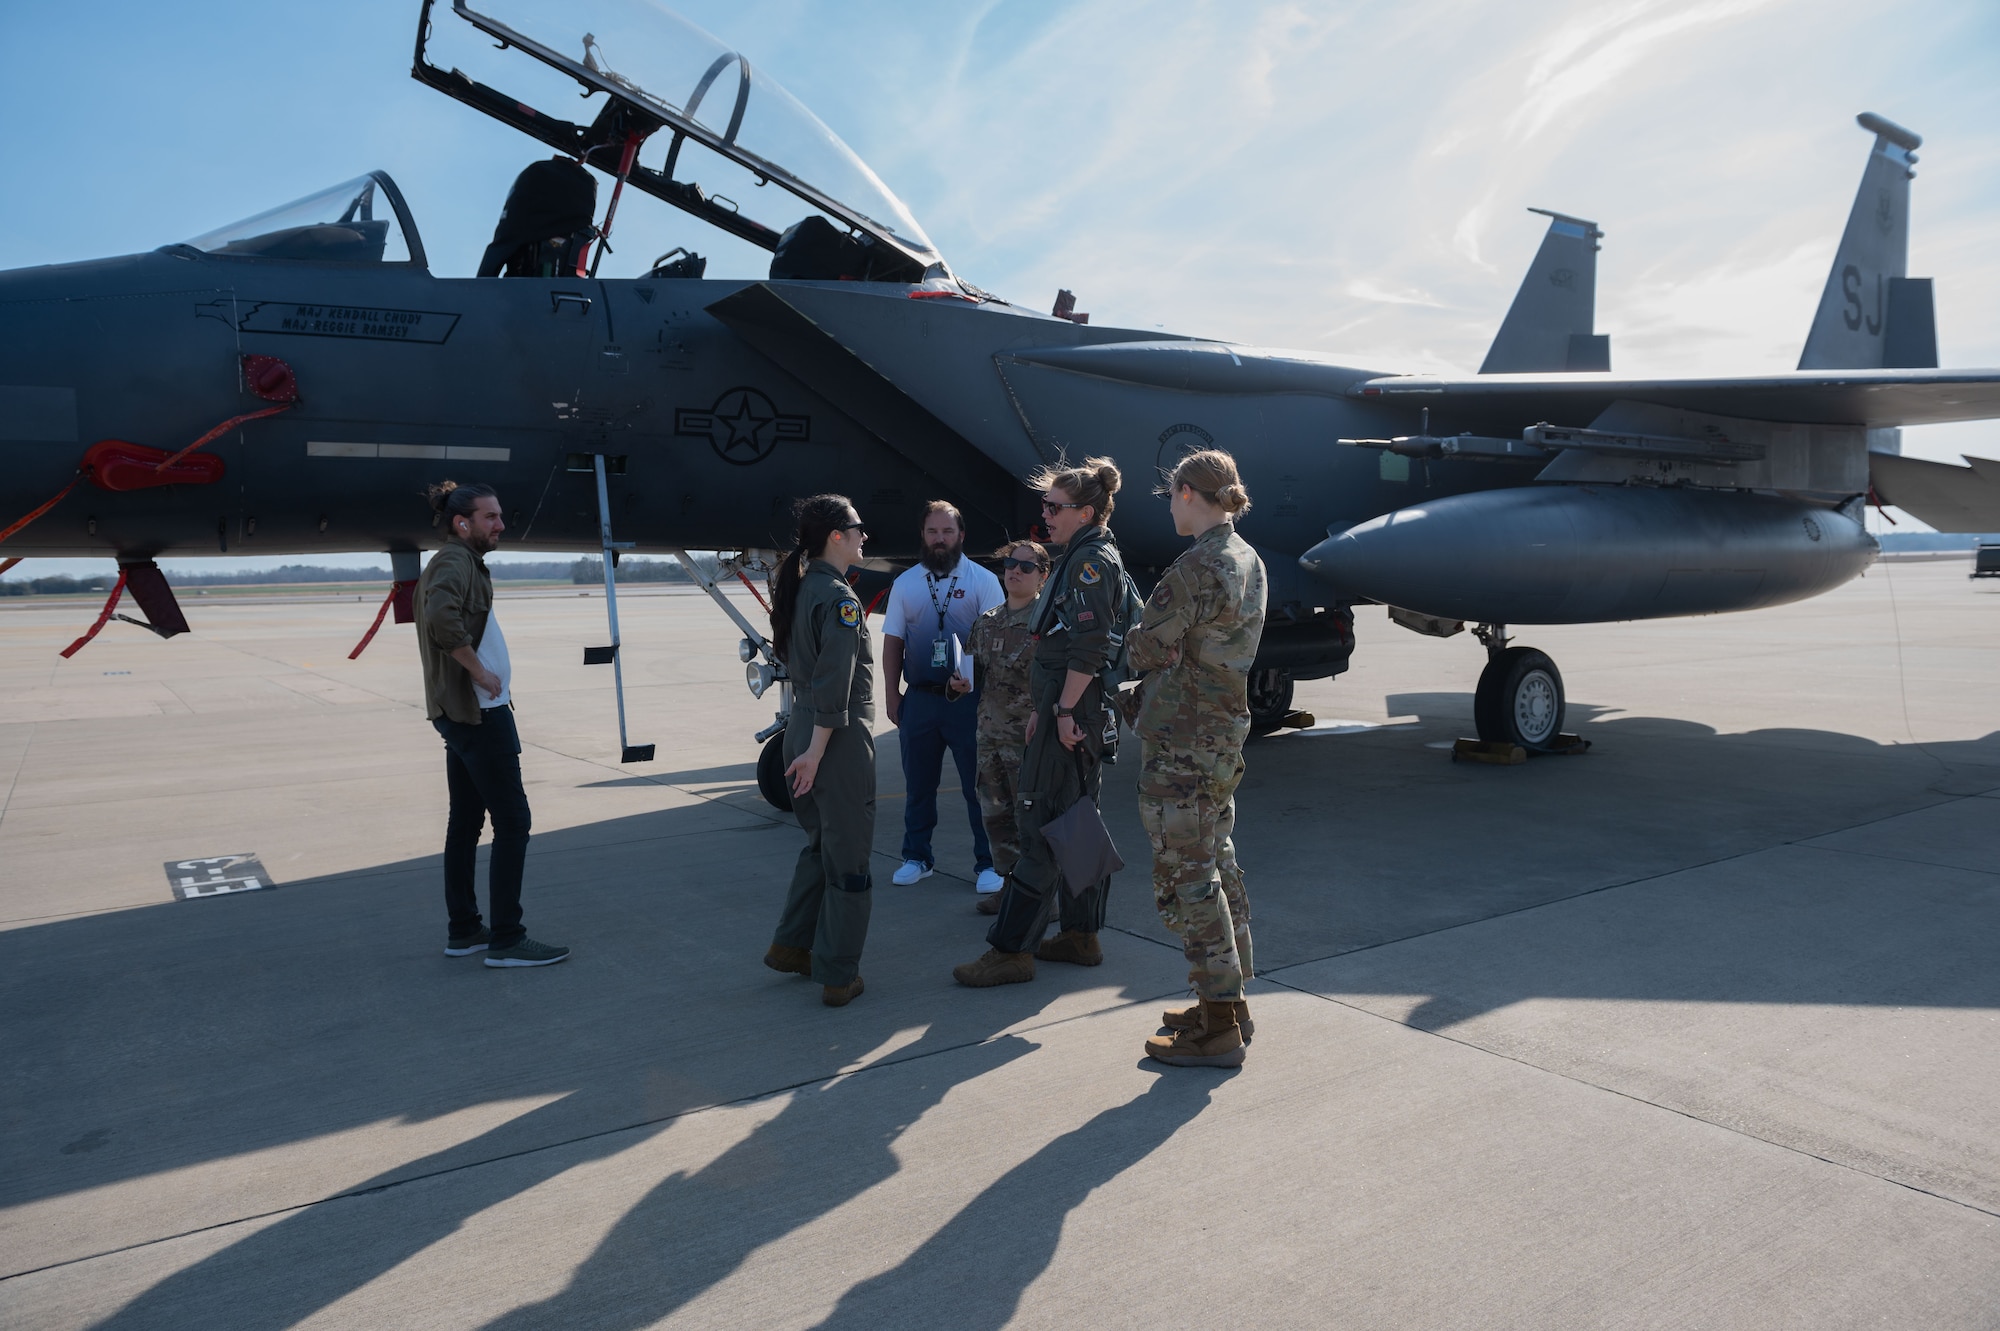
[4,0,1997,576]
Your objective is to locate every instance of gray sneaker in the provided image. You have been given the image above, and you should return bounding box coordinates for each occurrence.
[484,937,571,968]
[445,926,491,956]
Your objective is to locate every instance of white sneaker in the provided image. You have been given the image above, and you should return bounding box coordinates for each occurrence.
[892,859,933,885]
[975,868,1004,894]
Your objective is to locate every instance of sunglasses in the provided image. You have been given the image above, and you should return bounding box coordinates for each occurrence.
[839,522,867,537]
[1000,556,1048,573]
[1040,499,1084,514]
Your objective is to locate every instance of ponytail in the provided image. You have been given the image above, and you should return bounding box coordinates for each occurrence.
[769,494,856,662]
[1026,454,1123,524]
[1160,448,1251,516]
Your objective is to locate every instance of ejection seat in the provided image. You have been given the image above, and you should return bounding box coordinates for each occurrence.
[477,157,600,278]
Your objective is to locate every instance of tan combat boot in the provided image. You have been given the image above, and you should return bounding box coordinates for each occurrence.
[1162,998,1253,1042]
[952,949,1035,987]
[822,975,865,1007]
[1144,1000,1247,1067]
[1036,930,1103,967]
[764,944,812,976]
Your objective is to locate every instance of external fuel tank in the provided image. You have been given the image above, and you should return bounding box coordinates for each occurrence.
[1299,484,1877,625]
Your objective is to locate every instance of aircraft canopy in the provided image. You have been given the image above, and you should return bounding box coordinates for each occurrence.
[447,0,937,266]
[181,173,427,268]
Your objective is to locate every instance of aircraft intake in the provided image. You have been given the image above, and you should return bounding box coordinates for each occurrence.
[1299,485,1877,625]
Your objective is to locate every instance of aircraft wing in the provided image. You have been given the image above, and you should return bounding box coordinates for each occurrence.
[1869,451,2000,532]
[1352,369,2000,429]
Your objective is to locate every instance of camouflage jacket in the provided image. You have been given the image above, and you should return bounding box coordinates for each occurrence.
[1126,520,1267,751]
[970,600,1036,748]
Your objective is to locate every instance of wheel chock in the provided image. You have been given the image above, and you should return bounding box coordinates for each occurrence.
[1452,738,1526,765]
[1281,709,1317,730]
[1533,733,1592,756]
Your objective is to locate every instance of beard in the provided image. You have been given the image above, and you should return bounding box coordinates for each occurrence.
[920,537,962,575]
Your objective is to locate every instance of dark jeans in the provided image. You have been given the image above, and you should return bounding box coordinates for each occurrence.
[898,685,991,872]
[434,707,532,949]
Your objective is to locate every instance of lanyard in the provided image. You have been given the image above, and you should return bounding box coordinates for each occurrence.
[926,567,959,632]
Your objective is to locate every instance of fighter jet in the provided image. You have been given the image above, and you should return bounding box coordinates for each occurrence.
[2,0,1997,808]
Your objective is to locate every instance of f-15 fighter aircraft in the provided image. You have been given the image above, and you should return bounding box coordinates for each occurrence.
[2,0,1996,805]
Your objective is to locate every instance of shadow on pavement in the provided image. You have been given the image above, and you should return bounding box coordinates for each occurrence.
[5,709,1999,1323]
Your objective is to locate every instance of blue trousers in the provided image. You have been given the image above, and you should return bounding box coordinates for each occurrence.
[899,686,991,871]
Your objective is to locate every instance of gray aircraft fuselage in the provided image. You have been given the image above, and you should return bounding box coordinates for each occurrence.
[0,247,1522,615]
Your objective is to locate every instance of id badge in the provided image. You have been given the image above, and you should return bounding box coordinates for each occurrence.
[930,638,950,668]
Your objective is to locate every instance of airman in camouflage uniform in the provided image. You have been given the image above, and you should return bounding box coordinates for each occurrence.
[1127,453,1267,1065]
[968,599,1037,874]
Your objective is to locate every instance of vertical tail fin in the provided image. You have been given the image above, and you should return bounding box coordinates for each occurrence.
[1478,209,1609,374]
[1798,112,1936,373]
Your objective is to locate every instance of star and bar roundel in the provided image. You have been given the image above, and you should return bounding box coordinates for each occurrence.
[674,387,809,465]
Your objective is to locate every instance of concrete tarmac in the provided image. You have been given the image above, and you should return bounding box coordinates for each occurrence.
[1,563,1996,1328]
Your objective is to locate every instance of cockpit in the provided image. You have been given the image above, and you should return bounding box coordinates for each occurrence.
[179,174,426,268]
[174,0,946,287]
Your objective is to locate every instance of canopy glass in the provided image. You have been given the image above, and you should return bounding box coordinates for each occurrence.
[454,0,937,262]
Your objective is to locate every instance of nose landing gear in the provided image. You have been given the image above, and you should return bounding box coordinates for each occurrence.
[1471,624,1567,750]
[1248,668,1296,736]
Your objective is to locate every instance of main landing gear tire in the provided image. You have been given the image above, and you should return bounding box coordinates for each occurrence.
[757,730,794,812]
[1248,669,1295,737]
[1474,647,1565,749]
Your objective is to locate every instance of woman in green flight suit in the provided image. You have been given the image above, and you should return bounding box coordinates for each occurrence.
[763,494,876,1007]
[954,457,1127,988]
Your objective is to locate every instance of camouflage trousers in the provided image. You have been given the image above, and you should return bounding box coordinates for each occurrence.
[1137,744,1252,1002]
[975,739,1026,875]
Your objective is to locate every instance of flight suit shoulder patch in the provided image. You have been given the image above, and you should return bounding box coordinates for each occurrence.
[836,597,861,628]
[1077,560,1102,585]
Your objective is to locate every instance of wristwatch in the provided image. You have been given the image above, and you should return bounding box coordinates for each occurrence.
[1054,705,1075,718]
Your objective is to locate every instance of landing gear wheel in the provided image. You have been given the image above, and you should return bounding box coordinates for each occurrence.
[1248,669,1295,736]
[756,730,794,812]
[1474,647,1565,748]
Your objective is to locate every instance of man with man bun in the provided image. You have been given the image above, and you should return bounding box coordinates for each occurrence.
[414,480,569,968]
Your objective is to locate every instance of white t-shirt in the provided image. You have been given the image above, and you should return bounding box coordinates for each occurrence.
[474,604,513,708]
[880,553,1004,684]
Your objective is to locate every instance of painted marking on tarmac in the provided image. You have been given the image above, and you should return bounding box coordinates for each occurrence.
[1290,717,1422,737]
[165,854,274,901]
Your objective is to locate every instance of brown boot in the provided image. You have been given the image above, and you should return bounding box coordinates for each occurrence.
[1035,930,1103,966]
[975,892,1001,916]
[952,948,1035,987]
[1162,998,1253,1043]
[1144,1000,1246,1067]
[764,944,812,976]
[822,975,865,1007]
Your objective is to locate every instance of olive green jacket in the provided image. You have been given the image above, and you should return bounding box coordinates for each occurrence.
[788,558,875,729]
[414,538,493,724]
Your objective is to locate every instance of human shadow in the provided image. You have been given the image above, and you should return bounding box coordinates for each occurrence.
[15,699,2000,1325]
[809,1069,1224,1331]
[478,1029,1047,1330]
[0,790,1141,1328]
